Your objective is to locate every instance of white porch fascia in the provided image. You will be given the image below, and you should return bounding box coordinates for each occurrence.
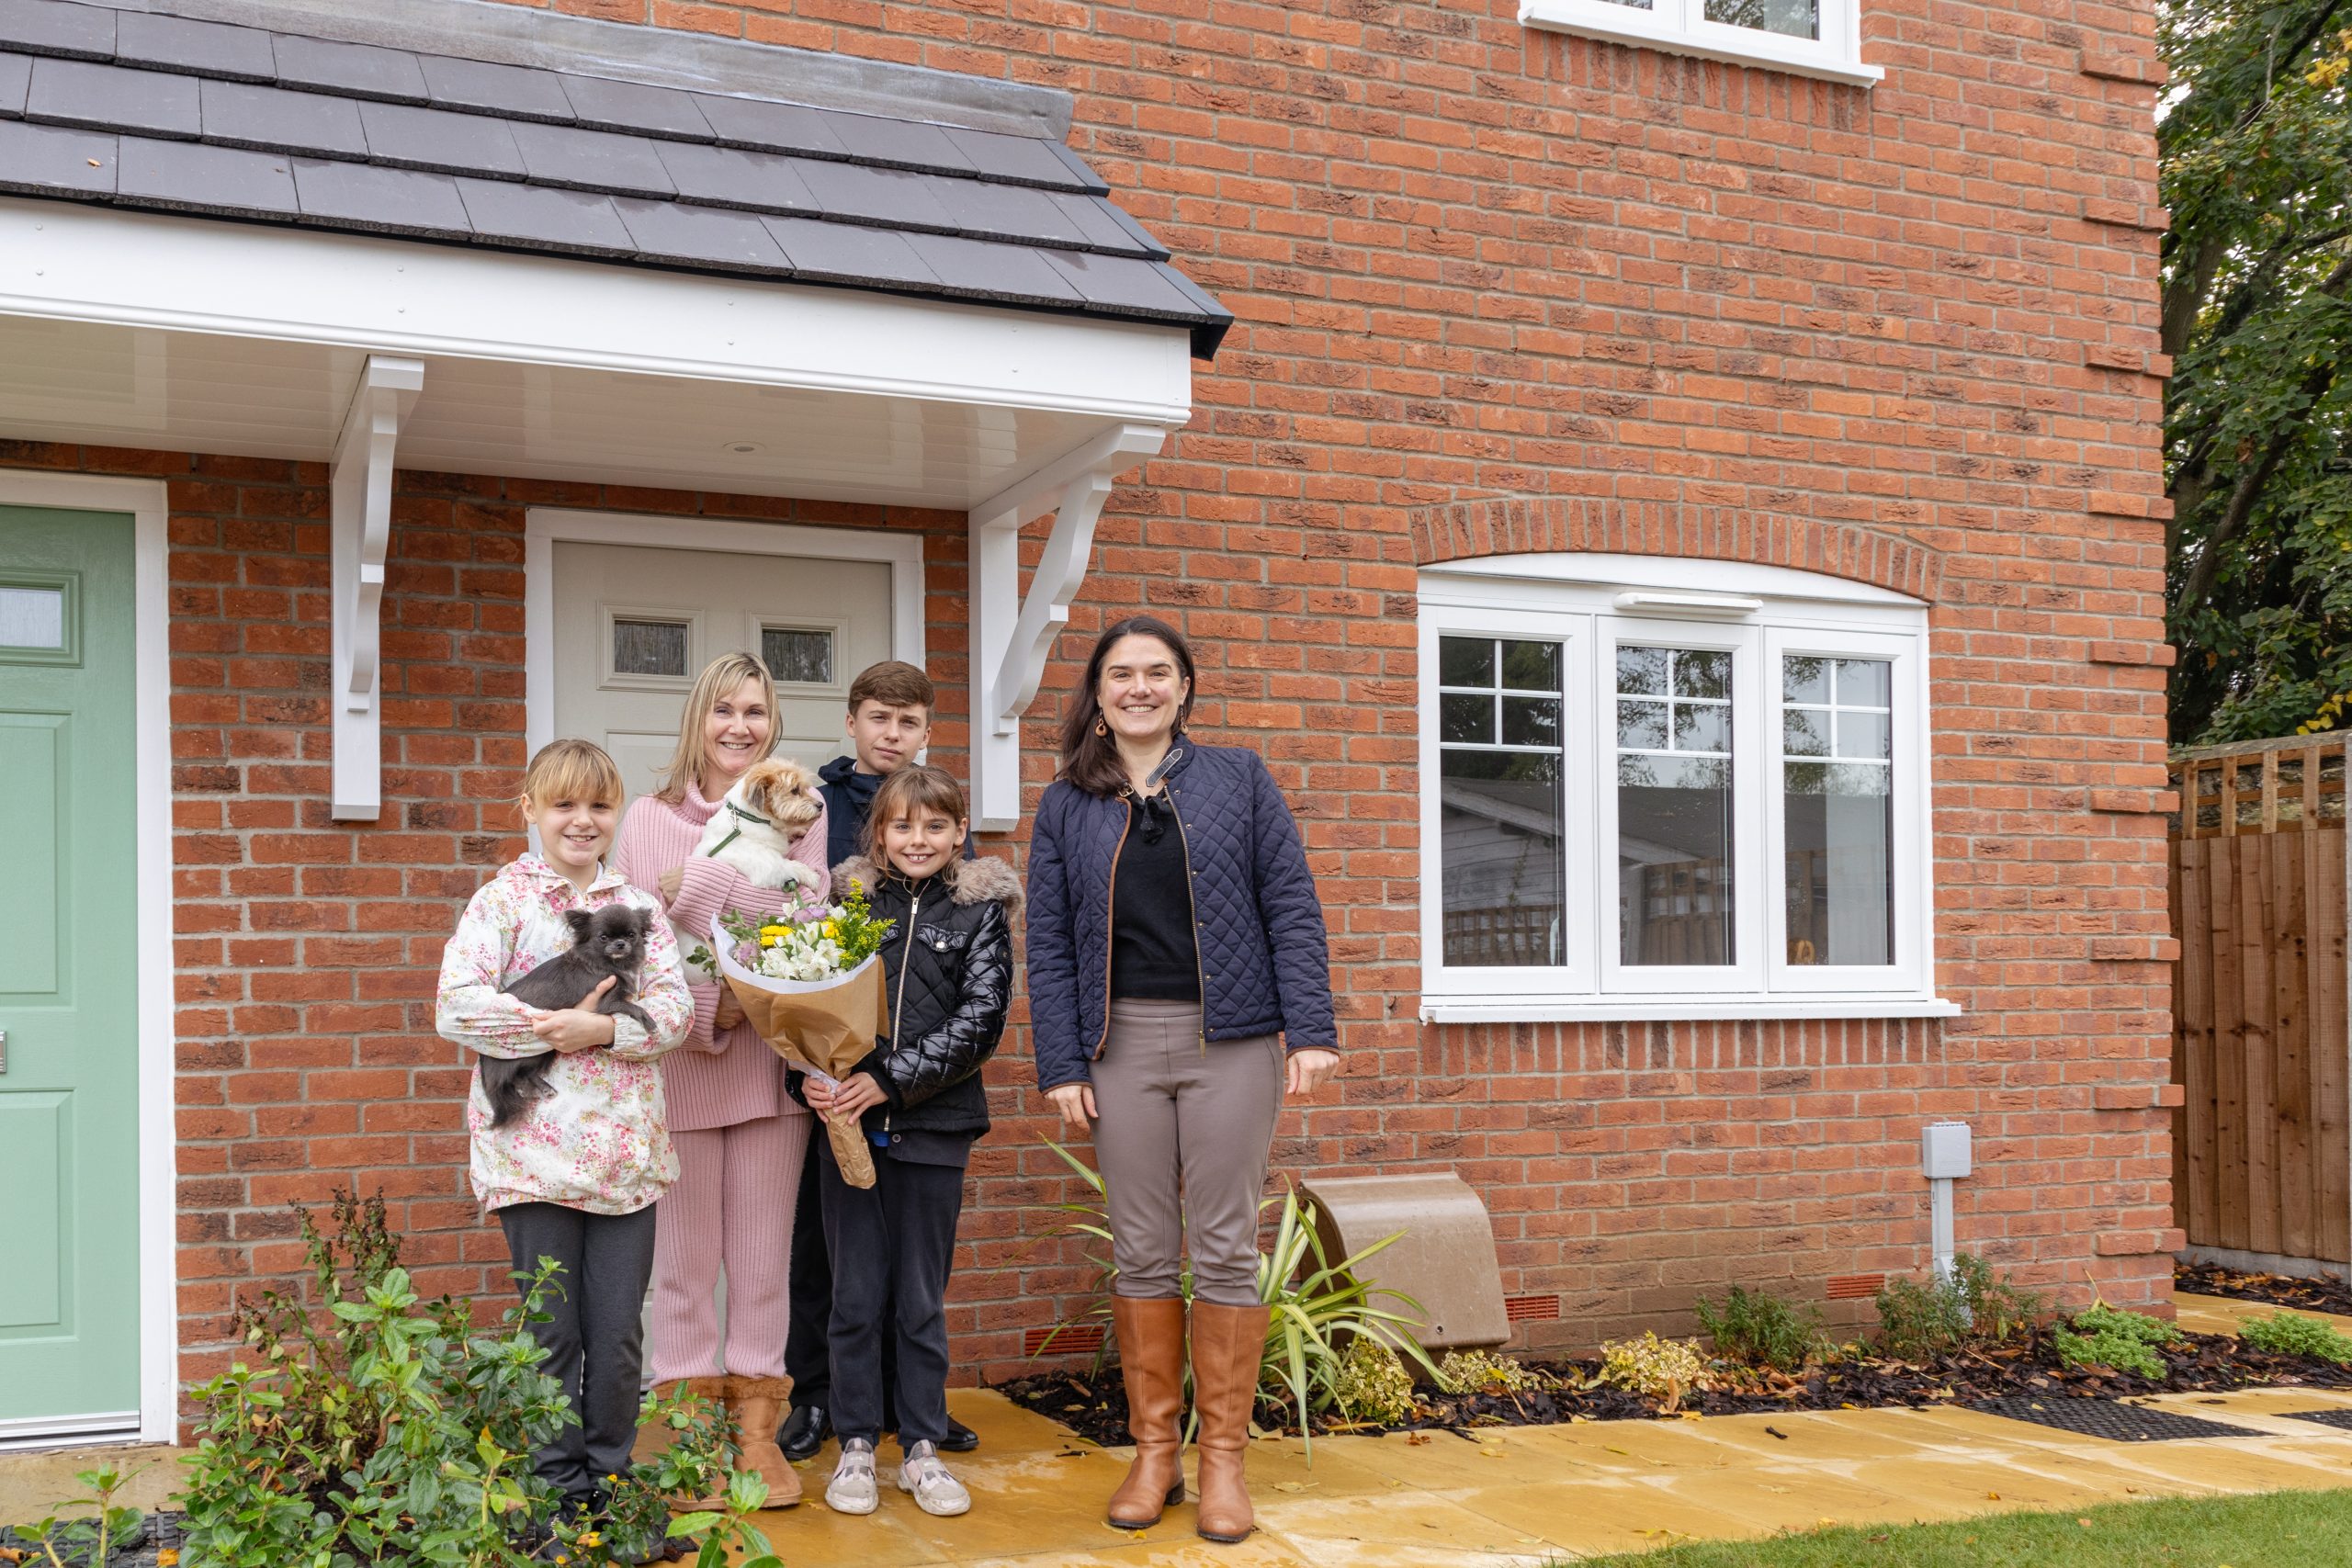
[0,198,1193,821]
[967,423,1166,829]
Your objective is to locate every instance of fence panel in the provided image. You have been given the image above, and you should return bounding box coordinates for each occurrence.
[2171,739,2352,1268]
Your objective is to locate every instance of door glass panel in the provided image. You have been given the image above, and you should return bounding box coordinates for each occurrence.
[762,626,833,685]
[1618,645,1734,966]
[1438,635,1566,966]
[0,586,64,649]
[1782,655,1893,966]
[612,618,688,678]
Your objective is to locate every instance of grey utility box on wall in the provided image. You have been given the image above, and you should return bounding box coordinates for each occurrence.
[1297,1171,1510,1350]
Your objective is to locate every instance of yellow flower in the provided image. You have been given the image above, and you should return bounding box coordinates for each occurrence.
[759,923,788,948]
[158,1554,180,1567]
[820,920,839,939]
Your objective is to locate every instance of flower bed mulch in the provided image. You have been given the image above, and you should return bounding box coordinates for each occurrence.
[0,1510,183,1568]
[998,1327,2352,1448]
[2177,1258,2352,1317]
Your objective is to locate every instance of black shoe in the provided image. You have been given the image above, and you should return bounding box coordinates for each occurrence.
[937,1416,978,1454]
[779,1402,831,1463]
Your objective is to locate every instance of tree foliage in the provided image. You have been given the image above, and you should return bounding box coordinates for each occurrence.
[2165,0,2352,742]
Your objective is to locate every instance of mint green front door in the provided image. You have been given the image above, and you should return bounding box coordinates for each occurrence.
[0,505,141,1436]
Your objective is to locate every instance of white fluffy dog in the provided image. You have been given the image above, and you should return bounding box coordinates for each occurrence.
[679,757,827,973]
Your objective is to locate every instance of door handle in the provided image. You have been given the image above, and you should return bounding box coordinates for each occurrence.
[0,1027,7,1075]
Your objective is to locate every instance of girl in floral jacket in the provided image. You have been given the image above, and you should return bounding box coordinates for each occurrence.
[435,739,693,1517]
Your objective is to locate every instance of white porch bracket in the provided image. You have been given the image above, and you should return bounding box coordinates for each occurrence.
[967,422,1167,830]
[330,354,424,821]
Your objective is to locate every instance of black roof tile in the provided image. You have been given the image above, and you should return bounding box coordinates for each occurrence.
[270,32,428,104]
[291,155,471,236]
[416,52,572,123]
[28,56,198,139]
[118,133,296,218]
[612,197,788,272]
[456,175,634,258]
[0,6,1227,356]
[510,120,674,199]
[200,78,368,159]
[359,99,525,180]
[942,124,1091,191]
[559,73,712,141]
[792,156,952,231]
[762,214,936,288]
[0,0,111,62]
[692,92,847,159]
[0,116,112,195]
[114,12,273,83]
[652,139,819,216]
[902,230,1083,307]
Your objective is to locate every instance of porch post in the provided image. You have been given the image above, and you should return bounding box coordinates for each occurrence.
[329,355,424,822]
[967,423,1165,831]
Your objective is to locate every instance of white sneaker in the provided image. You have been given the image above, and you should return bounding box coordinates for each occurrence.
[897,1439,972,1517]
[826,1438,878,1515]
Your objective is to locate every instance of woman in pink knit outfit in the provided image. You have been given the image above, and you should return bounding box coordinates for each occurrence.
[611,650,827,1506]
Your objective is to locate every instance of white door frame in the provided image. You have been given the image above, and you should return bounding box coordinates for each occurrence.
[0,469,177,1448]
[524,509,927,765]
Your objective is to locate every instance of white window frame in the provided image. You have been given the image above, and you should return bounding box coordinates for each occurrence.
[1518,0,1881,88]
[1417,553,1954,1024]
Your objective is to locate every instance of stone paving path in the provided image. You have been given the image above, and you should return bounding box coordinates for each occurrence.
[8,1291,2352,1564]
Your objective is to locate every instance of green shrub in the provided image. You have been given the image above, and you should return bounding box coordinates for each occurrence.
[1875,1253,2044,1359]
[1694,1285,1829,1371]
[2239,1310,2352,1364]
[1437,1348,1535,1394]
[1597,1332,1711,1411]
[174,1190,780,1568]
[1331,1337,1418,1426]
[2053,1303,2183,1379]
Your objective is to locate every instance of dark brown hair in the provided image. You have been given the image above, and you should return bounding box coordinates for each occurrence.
[1056,615,1197,797]
[846,660,936,717]
[862,763,970,863]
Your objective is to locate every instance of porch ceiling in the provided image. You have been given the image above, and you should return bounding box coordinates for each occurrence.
[0,312,1114,508]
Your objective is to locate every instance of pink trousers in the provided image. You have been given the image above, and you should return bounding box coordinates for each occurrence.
[649,1112,811,1382]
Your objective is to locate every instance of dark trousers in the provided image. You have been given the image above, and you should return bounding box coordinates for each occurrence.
[498,1200,658,1498]
[783,1150,835,1405]
[817,1142,965,1449]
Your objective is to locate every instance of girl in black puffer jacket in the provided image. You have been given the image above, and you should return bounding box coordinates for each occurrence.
[801,764,1019,1519]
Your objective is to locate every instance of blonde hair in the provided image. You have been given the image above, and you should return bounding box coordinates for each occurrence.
[517,739,626,821]
[863,764,969,863]
[654,651,779,805]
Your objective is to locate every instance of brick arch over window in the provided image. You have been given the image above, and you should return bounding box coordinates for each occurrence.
[1409,500,1943,603]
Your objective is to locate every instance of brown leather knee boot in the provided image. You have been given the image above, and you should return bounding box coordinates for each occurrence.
[1188,1301,1271,1543]
[726,1375,802,1507]
[1105,1297,1189,1529]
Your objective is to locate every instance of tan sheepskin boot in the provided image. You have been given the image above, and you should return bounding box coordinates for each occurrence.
[725,1375,802,1507]
[651,1377,731,1510]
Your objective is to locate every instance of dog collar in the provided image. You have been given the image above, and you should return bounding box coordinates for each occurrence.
[707,795,773,856]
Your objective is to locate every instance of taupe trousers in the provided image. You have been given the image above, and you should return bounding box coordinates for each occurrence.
[1090,998,1284,1306]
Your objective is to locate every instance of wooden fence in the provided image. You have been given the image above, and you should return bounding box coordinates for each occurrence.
[2171,736,2352,1269]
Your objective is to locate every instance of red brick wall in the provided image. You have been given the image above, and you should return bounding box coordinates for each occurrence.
[15,0,2179,1393]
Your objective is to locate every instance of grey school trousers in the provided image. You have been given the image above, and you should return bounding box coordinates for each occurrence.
[498,1200,658,1499]
[1089,998,1284,1307]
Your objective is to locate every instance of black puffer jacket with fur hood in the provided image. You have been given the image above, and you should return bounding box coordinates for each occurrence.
[824,852,1022,1145]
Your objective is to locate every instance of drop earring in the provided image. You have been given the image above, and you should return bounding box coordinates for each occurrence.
[1093,716,1108,737]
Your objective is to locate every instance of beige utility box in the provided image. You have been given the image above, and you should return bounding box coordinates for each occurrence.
[1297,1171,1510,1350]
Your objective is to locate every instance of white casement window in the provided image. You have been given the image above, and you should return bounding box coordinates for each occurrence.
[1518,0,1880,87]
[1418,554,1951,1022]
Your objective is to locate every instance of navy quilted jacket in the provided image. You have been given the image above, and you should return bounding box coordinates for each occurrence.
[1025,741,1337,1092]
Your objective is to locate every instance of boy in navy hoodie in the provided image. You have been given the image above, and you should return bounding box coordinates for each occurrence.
[782,661,979,1460]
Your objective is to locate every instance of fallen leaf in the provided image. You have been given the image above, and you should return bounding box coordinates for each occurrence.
[1272,1482,1317,1494]
[1986,1491,2001,1500]
[1765,1425,1790,1440]
[1405,1433,1431,1447]
[2078,1517,2095,1528]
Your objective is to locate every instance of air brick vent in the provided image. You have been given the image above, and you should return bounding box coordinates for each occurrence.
[1023,1325,1105,1357]
[1824,1273,1886,1300]
[1504,1293,1562,1323]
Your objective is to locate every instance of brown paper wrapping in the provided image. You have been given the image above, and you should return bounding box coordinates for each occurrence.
[715,933,889,1190]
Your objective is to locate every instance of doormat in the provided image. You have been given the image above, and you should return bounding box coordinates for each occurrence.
[1968,1395,2256,1441]
[2278,1407,2352,1433]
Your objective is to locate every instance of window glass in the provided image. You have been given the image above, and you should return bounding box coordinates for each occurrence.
[612,618,688,677]
[1618,646,1735,966]
[762,626,834,685]
[1782,655,1893,965]
[1703,0,1819,39]
[0,585,65,649]
[1439,635,1566,966]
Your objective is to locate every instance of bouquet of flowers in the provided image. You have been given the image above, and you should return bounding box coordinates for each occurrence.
[701,888,897,1188]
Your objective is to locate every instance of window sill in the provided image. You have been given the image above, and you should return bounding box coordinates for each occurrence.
[1517,1,1884,87]
[1419,995,1962,1024]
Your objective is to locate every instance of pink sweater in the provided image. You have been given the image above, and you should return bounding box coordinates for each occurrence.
[612,780,831,1134]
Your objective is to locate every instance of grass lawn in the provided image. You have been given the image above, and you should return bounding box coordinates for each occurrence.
[1574,1487,2352,1566]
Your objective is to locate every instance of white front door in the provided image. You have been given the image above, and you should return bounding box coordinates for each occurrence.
[551,540,895,798]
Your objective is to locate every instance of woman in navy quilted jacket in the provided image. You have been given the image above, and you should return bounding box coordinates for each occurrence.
[1025,614,1339,1546]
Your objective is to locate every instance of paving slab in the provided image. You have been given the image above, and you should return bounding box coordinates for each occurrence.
[2175,1290,2352,1338]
